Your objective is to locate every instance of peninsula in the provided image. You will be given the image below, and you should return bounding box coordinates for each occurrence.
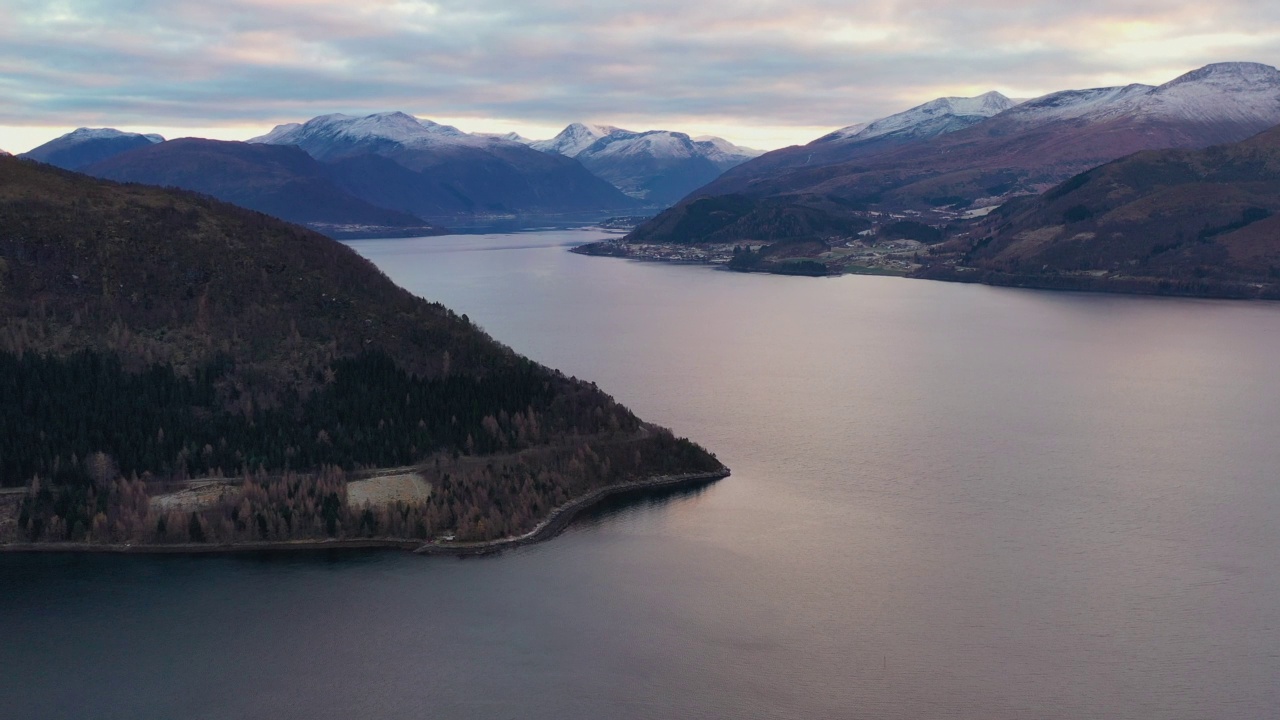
[0,156,727,553]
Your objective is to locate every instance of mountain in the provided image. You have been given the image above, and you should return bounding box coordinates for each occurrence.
[529,123,623,156]
[532,123,762,205]
[21,128,164,171]
[816,91,1020,144]
[632,63,1280,246]
[252,112,638,220]
[0,155,723,547]
[700,91,1021,196]
[82,138,440,238]
[478,131,533,144]
[917,123,1280,298]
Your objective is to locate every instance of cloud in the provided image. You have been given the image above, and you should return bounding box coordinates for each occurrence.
[4,0,1280,150]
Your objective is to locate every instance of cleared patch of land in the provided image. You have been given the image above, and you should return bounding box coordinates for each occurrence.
[151,481,237,513]
[347,472,431,507]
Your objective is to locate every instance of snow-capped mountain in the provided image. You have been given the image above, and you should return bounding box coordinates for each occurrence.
[250,111,637,219]
[532,123,761,205]
[818,91,1020,143]
[694,136,764,164]
[581,130,747,165]
[997,62,1280,128]
[250,111,523,161]
[699,92,1022,196]
[22,127,164,171]
[477,131,533,144]
[530,123,624,156]
[632,61,1280,243]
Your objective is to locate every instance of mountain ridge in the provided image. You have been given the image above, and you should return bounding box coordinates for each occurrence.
[253,111,639,220]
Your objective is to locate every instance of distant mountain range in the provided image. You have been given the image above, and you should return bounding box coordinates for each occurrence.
[17,60,1280,274]
[627,62,1280,246]
[18,113,761,234]
[249,112,638,221]
[19,113,658,235]
[528,123,761,206]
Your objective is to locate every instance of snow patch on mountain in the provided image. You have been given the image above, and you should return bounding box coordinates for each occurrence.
[819,92,1019,143]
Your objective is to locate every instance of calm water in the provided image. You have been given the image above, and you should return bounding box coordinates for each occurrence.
[4,230,1280,719]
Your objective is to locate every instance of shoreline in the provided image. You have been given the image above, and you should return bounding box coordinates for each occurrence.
[414,469,730,556]
[575,242,1280,301]
[0,468,729,558]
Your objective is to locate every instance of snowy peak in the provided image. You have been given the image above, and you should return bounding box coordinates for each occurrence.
[579,130,762,172]
[693,135,764,162]
[531,123,627,157]
[1161,62,1280,89]
[819,91,1018,143]
[1000,62,1280,127]
[534,123,759,165]
[478,131,533,144]
[61,127,164,144]
[1142,62,1280,125]
[537,125,761,204]
[249,111,510,160]
[20,127,166,171]
[585,130,698,160]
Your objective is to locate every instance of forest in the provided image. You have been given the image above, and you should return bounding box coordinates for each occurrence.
[0,156,725,546]
[3,347,722,545]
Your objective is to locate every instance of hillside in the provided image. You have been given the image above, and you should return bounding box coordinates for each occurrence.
[629,63,1280,248]
[0,156,724,547]
[84,138,442,238]
[916,125,1280,298]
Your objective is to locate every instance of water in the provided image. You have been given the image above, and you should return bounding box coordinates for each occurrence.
[4,229,1279,719]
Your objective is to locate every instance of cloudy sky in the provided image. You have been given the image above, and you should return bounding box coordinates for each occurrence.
[3,0,1279,152]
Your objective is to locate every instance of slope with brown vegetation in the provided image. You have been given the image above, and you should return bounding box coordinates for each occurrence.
[917,125,1280,298]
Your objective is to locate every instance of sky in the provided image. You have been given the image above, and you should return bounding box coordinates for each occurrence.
[3,0,1280,153]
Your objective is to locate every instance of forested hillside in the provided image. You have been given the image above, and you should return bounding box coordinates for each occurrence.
[0,157,723,546]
